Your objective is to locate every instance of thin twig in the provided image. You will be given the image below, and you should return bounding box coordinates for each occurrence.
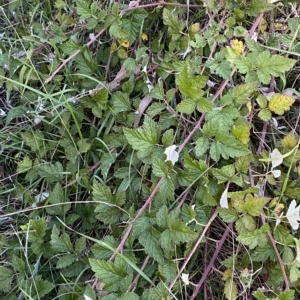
[168,209,219,290]
[190,224,232,300]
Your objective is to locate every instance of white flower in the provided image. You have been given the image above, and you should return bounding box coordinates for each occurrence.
[164,145,179,165]
[181,273,190,285]
[220,187,229,209]
[286,200,300,230]
[270,148,283,169]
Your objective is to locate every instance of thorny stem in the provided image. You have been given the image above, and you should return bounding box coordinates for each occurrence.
[168,209,219,290]
[190,224,233,300]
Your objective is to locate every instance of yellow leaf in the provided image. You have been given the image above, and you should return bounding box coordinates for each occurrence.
[281,131,297,149]
[230,39,243,55]
[224,278,238,300]
[268,93,295,115]
[119,39,129,48]
[189,23,200,33]
[222,269,233,281]
[232,124,250,145]
[141,33,148,41]
[259,17,268,33]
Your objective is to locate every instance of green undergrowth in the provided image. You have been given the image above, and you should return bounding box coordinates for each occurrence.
[1,0,300,299]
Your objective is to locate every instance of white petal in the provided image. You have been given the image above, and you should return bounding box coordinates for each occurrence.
[83,295,93,300]
[270,148,283,169]
[220,187,229,209]
[181,273,189,285]
[286,200,300,230]
[271,169,281,178]
[164,145,179,165]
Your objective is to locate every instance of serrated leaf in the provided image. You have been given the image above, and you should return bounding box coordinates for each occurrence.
[139,226,164,264]
[76,0,93,20]
[253,289,268,300]
[21,130,44,152]
[255,51,295,84]
[212,164,235,183]
[24,275,54,298]
[56,253,76,269]
[224,277,238,300]
[157,177,175,201]
[210,136,250,162]
[221,82,257,107]
[89,257,128,292]
[231,123,250,145]
[251,243,275,262]
[269,93,295,115]
[123,116,160,159]
[51,225,74,252]
[218,207,239,223]
[195,136,210,157]
[176,98,196,114]
[17,155,32,173]
[247,0,274,16]
[290,263,300,283]
[46,183,70,215]
[236,224,269,249]
[37,162,64,183]
[278,290,295,300]
[196,97,213,113]
[258,109,272,121]
[238,195,270,217]
[100,152,117,180]
[160,222,197,251]
[0,266,14,292]
[162,129,174,147]
[162,8,182,33]
[152,157,168,177]
[112,91,131,113]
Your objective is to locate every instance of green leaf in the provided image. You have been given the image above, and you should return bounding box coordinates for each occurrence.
[24,275,54,298]
[50,225,74,253]
[5,105,27,125]
[21,130,44,152]
[0,266,14,293]
[210,136,250,162]
[37,162,64,183]
[212,164,235,183]
[124,116,160,159]
[218,207,239,223]
[157,176,175,201]
[236,224,269,249]
[290,263,300,283]
[139,226,165,264]
[160,221,197,251]
[235,195,269,217]
[161,261,177,284]
[89,257,129,292]
[221,82,257,107]
[152,157,168,177]
[112,91,131,113]
[176,98,196,114]
[162,8,182,33]
[254,51,295,84]
[149,80,165,100]
[46,183,71,215]
[56,253,76,269]
[76,0,93,20]
[251,243,275,262]
[77,139,91,153]
[278,290,295,300]
[253,289,267,300]
[247,0,274,16]
[195,136,210,157]
[162,129,174,147]
[12,255,26,273]
[224,277,238,300]
[17,155,32,173]
[196,97,213,113]
[119,292,139,300]
[258,109,272,121]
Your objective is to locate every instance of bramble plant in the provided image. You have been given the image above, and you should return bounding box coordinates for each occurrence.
[1,0,300,299]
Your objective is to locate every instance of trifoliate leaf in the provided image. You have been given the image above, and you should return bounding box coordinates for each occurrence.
[269,93,295,115]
